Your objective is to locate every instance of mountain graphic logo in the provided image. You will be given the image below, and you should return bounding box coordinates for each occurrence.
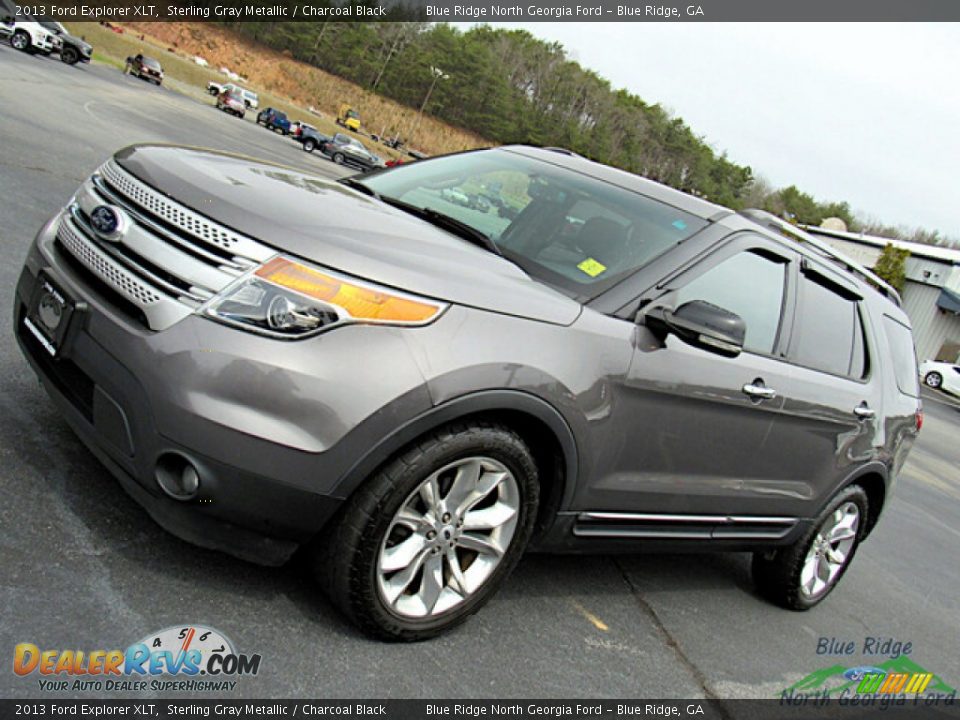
[783,656,956,697]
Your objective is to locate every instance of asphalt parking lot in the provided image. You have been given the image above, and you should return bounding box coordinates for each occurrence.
[1,45,959,703]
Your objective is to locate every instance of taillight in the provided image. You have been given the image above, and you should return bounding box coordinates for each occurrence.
[916,406,923,431]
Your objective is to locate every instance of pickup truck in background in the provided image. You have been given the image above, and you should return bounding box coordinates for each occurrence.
[293,123,332,154]
[125,54,164,85]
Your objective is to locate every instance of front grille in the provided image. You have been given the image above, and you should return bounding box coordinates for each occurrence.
[57,161,274,331]
[58,219,162,306]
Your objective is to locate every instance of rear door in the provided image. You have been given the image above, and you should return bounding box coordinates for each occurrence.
[774,259,880,512]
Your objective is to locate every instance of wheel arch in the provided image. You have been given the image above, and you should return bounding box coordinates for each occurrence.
[832,463,889,539]
[330,390,579,540]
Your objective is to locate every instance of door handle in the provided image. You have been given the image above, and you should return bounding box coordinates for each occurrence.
[742,382,777,400]
[854,404,875,419]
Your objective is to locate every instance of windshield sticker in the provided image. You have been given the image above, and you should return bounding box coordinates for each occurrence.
[577,258,607,277]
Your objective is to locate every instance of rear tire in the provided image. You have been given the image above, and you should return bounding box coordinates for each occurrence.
[315,422,539,641]
[303,139,316,153]
[333,152,345,165]
[924,372,943,389]
[753,484,868,610]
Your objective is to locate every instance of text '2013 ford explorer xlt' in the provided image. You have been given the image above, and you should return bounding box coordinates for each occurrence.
[14,145,922,640]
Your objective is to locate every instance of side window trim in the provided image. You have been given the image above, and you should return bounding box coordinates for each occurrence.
[645,232,798,359]
[785,273,872,384]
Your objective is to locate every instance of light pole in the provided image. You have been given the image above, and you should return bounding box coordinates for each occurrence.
[413,66,449,138]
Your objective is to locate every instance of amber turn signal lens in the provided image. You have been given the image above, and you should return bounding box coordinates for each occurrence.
[255,256,443,324]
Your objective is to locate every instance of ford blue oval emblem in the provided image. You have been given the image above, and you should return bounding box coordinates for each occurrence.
[89,204,125,240]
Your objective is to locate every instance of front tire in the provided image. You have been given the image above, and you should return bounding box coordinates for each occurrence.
[60,47,79,64]
[11,31,31,52]
[317,422,539,641]
[924,372,943,389]
[753,484,868,610]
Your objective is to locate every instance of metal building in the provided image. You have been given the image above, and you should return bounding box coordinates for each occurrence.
[801,226,960,363]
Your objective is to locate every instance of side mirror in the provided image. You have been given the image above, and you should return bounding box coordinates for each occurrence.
[643,300,745,358]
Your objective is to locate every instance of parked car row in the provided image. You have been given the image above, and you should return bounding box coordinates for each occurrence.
[2,15,93,65]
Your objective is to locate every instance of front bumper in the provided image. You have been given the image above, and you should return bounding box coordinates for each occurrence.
[15,216,432,564]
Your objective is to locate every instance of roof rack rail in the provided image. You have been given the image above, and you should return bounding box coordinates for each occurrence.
[542,146,582,157]
[739,209,902,306]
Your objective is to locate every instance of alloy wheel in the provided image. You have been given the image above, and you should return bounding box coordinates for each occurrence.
[800,501,860,600]
[376,456,520,619]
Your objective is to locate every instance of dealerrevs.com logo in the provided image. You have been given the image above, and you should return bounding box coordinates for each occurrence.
[14,625,262,692]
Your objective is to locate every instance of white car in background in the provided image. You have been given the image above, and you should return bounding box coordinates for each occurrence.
[919,360,960,396]
[8,19,58,54]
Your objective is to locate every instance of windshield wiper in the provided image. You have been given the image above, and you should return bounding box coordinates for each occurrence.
[340,177,380,200]
[377,196,503,256]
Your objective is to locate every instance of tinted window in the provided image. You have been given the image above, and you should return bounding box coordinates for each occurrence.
[883,316,919,397]
[675,250,787,355]
[792,273,866,378]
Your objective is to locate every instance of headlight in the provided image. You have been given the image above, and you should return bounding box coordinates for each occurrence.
[202,255,447,338]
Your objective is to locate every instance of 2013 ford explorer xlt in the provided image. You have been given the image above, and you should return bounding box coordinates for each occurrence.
[14,145,922,640]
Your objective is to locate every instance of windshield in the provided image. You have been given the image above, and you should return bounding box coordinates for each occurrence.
[142,57,161,70]
[361,150,708,296]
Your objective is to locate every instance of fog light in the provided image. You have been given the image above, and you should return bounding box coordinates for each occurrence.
[155,454,201,501]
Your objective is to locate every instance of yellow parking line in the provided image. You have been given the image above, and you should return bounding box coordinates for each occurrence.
[571,601,609,632]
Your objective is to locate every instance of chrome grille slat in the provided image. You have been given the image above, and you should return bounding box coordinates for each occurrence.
[74,188,233,295]
[57,216,192,330]
[90,174,246,274]
[68,205,205,303]
[99,161,274,263]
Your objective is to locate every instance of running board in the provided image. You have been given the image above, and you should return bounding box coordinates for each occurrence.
[573,512,799,541]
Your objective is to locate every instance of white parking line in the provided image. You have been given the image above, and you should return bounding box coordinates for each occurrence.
[921,387,960,410]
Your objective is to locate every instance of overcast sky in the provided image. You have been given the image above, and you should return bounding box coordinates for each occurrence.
[456,23,960,239]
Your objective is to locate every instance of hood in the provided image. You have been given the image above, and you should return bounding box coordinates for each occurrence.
[114,146,581,325]
[62,32,92,52]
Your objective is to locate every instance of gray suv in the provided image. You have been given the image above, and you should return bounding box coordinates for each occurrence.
[14,145,922,640]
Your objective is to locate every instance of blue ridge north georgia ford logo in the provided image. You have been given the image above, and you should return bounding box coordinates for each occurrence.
[89,204,125,241]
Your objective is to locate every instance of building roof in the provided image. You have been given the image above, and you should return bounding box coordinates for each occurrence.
[802,225,960,266]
